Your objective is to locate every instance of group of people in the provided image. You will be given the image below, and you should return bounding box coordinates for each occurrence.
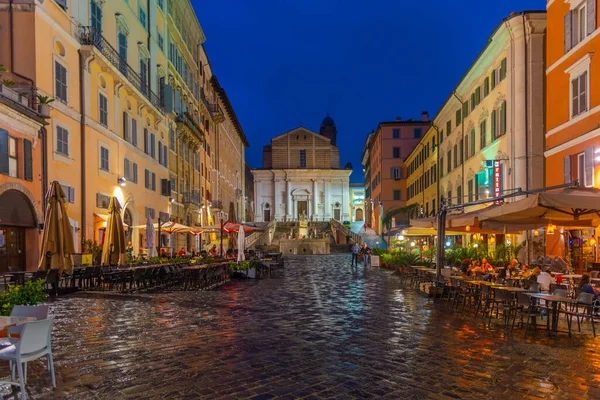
[351,243,371,267]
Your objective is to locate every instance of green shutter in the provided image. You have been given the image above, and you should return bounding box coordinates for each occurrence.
[24,139,33,181]
[491,70,496,90]
[455,109,461,126]
[0,129,8,175]
[500,101,506,135]
[491,110,496,139]
[484,77,489,97]
[500,58,507,80]
[471,129,476,155]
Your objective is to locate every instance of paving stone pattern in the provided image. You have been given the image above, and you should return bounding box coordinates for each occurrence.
[7,255,600,399]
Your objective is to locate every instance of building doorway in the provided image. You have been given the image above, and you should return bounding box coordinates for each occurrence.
[333,209,341,221]
[355,208,364,221]
[263,203,271,222]
[0,189,38,272]
[297,201,308,219]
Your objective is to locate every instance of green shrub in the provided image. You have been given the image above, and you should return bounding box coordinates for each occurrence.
[0,280,48,316]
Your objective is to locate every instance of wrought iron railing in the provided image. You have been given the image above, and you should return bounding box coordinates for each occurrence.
[183,190,201,206]
[210,200,223,210]
[78,27,164,112]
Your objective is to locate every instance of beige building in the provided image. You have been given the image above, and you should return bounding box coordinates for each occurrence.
[253,117,351,222]
[406,11,546,249]
[211,76,249,226]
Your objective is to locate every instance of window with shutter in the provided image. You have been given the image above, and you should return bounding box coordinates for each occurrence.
[571,71,588,117]
[99,93,108,127]
[131,119,137,146]
[158,142,163,165]
[1,129,13,175]
[144,129,149,154]
[124,159,130,180]
[150,134,156,158]
[585,147,594,187]
[499,101,507,136]
[565,11,573,53]
[56,126,69,156]
[55,62,68,103]
[564,155,572,184]
[446,120,451,134]
[491,110,496,139]
[470,129,476,155]
[132,163,138,183]
[455,110,461,126]
[484,77,490,97]
[500,58,507,81]
[123,112,129,142]
[453,145,457,168]
[480,120,487,150]
[145,169,150,189]
[459,139,463,165]
[447,150,451,172]
[464,135,469,159]
[24,139,32,181]
[587,0,596,36]
[68,187,75,203]
[491,70,496,90]
[151,172,156,191]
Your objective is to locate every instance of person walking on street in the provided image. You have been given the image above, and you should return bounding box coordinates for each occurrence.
[351,243,360,267]
[361,243,371,266]
[363,222,367,233]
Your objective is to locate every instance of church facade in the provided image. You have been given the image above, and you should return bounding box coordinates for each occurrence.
[252,116,351,222]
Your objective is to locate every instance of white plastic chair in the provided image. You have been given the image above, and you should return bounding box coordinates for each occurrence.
[3,305,50,342]
[0,318,55,399]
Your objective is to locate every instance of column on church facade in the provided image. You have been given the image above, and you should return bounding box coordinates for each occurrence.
[325,180,331,219]
[286,179,292,221]
[342,179,350,220]
[274,178,282,220]
[312,179,318,220]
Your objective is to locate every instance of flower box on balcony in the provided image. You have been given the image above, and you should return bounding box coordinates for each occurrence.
[0,84,20,103]
[38,104,51,117]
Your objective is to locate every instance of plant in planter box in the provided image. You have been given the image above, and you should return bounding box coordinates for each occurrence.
[84,240,102,265]
[36,94,55,116]
[0,280,48,316]
[2,79,15,88]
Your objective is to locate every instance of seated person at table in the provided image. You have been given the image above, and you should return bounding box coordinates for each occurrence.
[579,274,600,296]
[209,245,218,256]
[160,248,167,257]
[521,264,530,274]
[536,267,555,292]
[177,247,186,256]
[459,258,471,276]
[481,258,494,273]
[506,259,519,277]
[497,267,507,281]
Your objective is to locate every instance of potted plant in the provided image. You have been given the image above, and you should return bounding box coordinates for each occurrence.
[0,79,19,102]
[84,240,102,265]
[36,94,55,117]
[0,280,48,317]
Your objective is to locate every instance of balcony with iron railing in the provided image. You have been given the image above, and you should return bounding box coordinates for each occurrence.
[78,27,164,113]
[183,190,201,206]
[210,200,222,210]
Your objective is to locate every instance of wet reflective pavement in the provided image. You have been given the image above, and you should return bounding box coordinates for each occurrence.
[8,255,600,399]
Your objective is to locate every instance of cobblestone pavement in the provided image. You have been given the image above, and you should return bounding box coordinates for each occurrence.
[5,255,600,399]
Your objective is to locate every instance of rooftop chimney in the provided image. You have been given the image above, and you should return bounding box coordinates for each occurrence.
[396,116,402,121]
[421,111,429,122]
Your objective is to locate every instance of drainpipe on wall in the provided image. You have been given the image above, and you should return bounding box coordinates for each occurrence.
[79,51,87,249]
[40,127,48,213]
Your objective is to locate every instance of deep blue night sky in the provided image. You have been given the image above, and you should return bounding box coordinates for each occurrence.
[193,0,545,183]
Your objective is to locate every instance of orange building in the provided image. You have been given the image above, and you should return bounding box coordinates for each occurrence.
[0,71,48,272]
[363,114,431,234]
[545,0,599,261]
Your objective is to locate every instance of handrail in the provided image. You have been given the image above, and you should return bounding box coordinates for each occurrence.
[330,219,363,246]
[78,26,164,113]
[246,220,276,248]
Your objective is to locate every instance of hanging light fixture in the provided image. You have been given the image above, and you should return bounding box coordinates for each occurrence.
[466,225,471,232]
[547,224,556,234]
[533,229,539,237]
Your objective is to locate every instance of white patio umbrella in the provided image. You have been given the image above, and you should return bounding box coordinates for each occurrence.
[237,227,245,262]
[146,216,157,257]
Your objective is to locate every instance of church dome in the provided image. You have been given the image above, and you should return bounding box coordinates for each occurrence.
[321,115,335,127]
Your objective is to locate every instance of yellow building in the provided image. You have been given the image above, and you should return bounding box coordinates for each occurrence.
[405,126,439,217]
[10,0,248,261]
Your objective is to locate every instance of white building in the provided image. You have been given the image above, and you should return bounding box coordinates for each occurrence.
[252,117,351,222]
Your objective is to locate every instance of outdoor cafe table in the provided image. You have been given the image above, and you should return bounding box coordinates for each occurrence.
[528,293,578,335]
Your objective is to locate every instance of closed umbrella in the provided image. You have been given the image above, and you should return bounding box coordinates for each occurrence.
[101,197,127,265]
[237,226,245,262]
[146,216,156,257]
[38,181,75,274]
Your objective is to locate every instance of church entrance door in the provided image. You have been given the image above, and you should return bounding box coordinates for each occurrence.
[334,209,341,221]
[297,201,308,220]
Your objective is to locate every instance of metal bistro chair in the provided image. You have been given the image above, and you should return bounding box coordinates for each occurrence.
[511,292,544,337]
[0,318,56,400]
[489,289,515,328]
[565,292,596,337]
[475,284,493,318]
[44,269,59,296]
